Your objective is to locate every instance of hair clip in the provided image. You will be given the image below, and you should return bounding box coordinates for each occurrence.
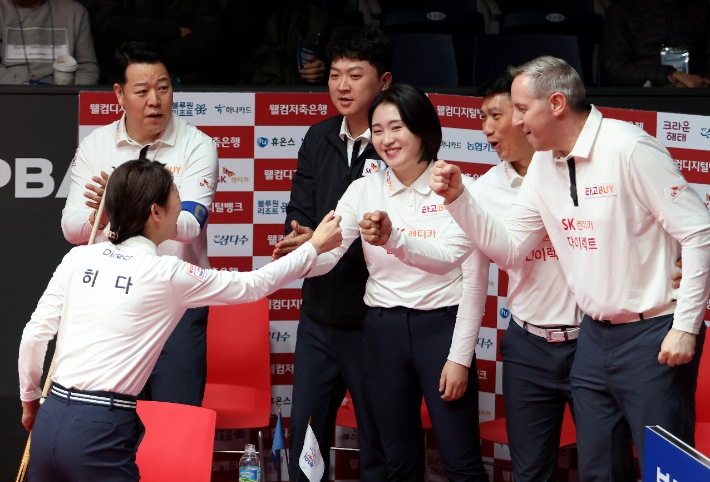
[106,230,119,241]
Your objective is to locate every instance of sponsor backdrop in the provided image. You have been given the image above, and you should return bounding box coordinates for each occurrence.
[74,92,710,482]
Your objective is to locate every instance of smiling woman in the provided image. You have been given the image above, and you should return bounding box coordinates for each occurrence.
[304,84,491,482]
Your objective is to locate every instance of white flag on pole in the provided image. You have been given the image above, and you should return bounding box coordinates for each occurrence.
[299,424,325,482]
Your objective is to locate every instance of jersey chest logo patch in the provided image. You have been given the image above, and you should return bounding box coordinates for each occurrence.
[186,263,207,282]
[665,176,688,202]
[362,159,386,177]
[584,182,616,199]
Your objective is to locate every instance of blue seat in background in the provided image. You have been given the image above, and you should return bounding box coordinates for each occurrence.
[390,33,459,87]
[472,34,584,86]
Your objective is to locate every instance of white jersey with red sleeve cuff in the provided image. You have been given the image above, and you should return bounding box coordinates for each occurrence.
[19,236,318,401]
[61,112,218,268]
[447,106,710,334]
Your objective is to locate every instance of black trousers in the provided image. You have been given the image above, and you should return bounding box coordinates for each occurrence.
[362,306,488,482]
[571,314,706,481]
[29,391,144,482]
[500,318,577,482]
[289,312,387,482]
[138,306,209,406]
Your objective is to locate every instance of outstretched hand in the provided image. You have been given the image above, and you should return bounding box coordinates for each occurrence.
[309,211,343,255]
[359,211,392,246]
[272,220,314,261]
[429,160,465,204]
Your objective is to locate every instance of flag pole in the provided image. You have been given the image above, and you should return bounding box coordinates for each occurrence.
[277,405,282,482]
[294,417,311,482]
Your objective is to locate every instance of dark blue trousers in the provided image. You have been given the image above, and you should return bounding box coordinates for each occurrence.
[500,319,577,482]
[571,314,706,481]
[138,306,209,406]
[289,312,387,482]
[28,391,144,482]
[362,306,488,482]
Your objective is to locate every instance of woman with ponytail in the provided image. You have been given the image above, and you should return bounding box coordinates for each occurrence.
[17,158,343,482]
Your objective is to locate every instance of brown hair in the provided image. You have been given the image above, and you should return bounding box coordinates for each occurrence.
[105,159,174,244]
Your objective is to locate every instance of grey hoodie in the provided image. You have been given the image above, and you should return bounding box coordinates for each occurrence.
[0,0,99,84]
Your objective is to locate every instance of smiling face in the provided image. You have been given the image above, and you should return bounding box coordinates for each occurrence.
[114,62,173,144]
[481,92,534,163]
[328,57,390,120]
[511,74,557,152]
[371,102,423,171]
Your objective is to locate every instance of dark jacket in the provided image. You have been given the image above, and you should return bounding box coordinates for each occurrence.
[286,114,380,327]
[601,0,710,86]
[89,0,220,83]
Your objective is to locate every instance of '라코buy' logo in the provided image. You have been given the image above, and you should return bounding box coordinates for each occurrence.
[257,137,269,148]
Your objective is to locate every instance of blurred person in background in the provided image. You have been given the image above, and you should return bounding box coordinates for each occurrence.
[220,0,362,85]
[89,0,220,84]
[602,0,710,87]
[0,0,99,84]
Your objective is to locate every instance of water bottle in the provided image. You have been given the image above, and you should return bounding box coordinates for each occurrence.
[239,444,261,482]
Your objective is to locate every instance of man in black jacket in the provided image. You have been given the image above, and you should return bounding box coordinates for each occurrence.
[601,0,710,87]
[272,26,391,482]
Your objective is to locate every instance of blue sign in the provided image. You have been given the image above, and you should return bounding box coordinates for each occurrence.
[643,426,710,481]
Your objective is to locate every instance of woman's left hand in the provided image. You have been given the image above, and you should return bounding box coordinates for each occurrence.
[439,360,468,401]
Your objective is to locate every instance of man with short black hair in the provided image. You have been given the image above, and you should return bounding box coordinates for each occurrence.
[272,25,390,482]
[62,41,218,407]
[431,55,710,481]
[472,70,580,482]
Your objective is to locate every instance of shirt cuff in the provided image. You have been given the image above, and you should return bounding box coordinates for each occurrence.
[299,242,319,277]
[382,228,401,252]
[21,389,42,402]
[446,352,473,368]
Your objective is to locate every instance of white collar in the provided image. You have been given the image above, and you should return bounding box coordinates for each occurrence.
[117,235,158,255]
[115,112,178,149]
[501,161,524,188]
[553,105,601,164]
[339,117,371,144]
[384,161,434,197]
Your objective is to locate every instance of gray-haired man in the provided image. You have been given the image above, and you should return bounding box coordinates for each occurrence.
[430,56,710,481]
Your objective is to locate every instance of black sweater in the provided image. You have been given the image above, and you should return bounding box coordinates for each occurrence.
[286,115,381,327]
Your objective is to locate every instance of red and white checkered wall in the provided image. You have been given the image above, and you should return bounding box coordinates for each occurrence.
[78,92,710,482]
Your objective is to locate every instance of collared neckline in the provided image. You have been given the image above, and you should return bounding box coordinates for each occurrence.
[115,112,178,149]
[501,161,524,188]
[339,117,371,145]
[553,105,602,164]
[118,235,158,256]
[384,161,433,197]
